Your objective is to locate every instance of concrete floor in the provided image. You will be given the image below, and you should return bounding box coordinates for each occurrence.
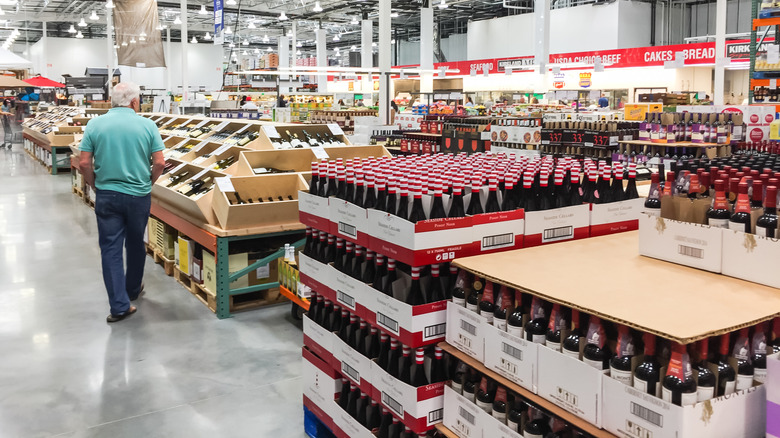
[0,144,306,438]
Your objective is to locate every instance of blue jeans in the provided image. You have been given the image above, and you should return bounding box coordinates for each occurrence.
[95,190,151,315]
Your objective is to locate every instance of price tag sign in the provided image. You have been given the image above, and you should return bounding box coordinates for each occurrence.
[262,125,280,139]
[771,79,778,90]
[215,177,235,193]
[768,45,780,65]
[311,146,329,159]
[480,131,492,140]
[52,126,59,132]
[66,117,73,123]
[327,123,344,136]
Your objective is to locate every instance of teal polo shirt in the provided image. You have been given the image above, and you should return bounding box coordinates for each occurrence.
[79,107,164,196]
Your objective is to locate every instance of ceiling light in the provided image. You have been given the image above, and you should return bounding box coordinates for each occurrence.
[67,25,76,33]
[390,12,399,17]
[156,24,164,30]
[140,31,147,37]
[350,45,356,50]
[334,47,339,52]
[372,42,377,47]
[439,0,448,8]
[254,48,260,54]
[262,34,269,43]
[296,40,302,47]
[242,50,248,55]
[78,18,87,27]
[391,39,395,44]
[226,0,236,4]
[248,21,256,29]
[106,0,114,8]
[191,36,197,43]
[351,16,358,25]
[199,4,207,14]
[174,15,182,25]
[267,47,272,51]
[130,37,137,43]
[90,10,99,20]
[0,8,4,15]
[296,49,301,55]
[139,35,146,41]
[113,44,119,48]
[333,34,340,41]
[279,11,288,20]
[229,42,235,48]
[121,41,127,46]
[204,32,212,40]
[224,26,232,34]
[76,31,84,38]
[243,38,249,45]
[313,1,322,12]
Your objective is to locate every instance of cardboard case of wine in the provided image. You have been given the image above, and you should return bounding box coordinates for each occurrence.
[299,191,332,233]
[302,346,341,432]
[721,229,780,289]
[589,198,645,237]
[471,209,525,255]
[482,322,538,394]
[371,361,446,434]
[330,199,371,248]
[152,164,227,226]
[768,352,780,438]
[302,313,338,371]
[212,173,308,230]
[331,267,376,333]
[331,332,377,401]
[189,144,249,176]
[446,302,486,362]
[523,204,591,248]
[443,385,485,438]
[479,407,523,438]
[331,404,376,438]
[298,253,336,303]
[637,213,724,273]
[601,372,766,438]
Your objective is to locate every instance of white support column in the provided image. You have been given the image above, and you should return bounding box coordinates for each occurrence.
[291,21,297,70]
[378,0,390,124]
[419,6,433,93]
[714,0,726,105]
[361,19,372,68]
[106,4,114,99]
[166,28,172,93]
[534,0,551,89]
[316,28,327,93]
[180,0,189,101]
[279,35,290,83]
[41,22,48,78]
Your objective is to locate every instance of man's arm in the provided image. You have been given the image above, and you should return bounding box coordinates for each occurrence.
[151,150,165,184]
[79,151,95,189]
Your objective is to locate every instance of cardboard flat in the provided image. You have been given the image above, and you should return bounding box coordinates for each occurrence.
[721,229,780,289]
[372,361,446,434]
[212,173,308,230]
[442,385,485,438]
[452,231,780,345]
[524,204,591,247]
[235,148,317,176]
[482,322,538,393]
[445,302,485,362]
[638,213,723,272]
[298,191,332,233]
[589,198,645,237]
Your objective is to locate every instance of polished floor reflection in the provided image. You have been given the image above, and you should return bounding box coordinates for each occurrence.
[0,145,305,438]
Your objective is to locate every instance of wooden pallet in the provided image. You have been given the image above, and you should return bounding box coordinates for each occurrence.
[72,186,83,198]
[148,246,175,276]
[173,266,193,292]
[188,281,287,314]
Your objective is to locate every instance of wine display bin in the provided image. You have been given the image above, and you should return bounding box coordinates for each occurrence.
[212,173,309,230]
[236,148,319,176]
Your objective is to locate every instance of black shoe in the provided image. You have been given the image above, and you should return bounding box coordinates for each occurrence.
[129,283,145,301]
[107,306,137,323]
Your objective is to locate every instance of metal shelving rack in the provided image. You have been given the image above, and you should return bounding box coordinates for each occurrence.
[749,0,780,103]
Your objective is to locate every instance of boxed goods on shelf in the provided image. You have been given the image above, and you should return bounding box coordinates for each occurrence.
[212,173,308,230]
[523,204,591,248]
[769,353,780,438]
[372,360,446,434]
[589,198,645,237]
[302,346,340,432]
[331,407,375,438]
[299,253,335,298]
[638,212,724,273]
[446,302,486,362]
[370,278,448,348]
[443,385,485,438]
[148,216,176,259]
[330,198,370,248]
[478,407,523,438]
[298,191,331,232]
[482,322,537,394]
[303,313,338,370]
[332,332,377,400]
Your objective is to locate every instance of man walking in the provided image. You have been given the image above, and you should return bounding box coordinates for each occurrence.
[79,82,165,322]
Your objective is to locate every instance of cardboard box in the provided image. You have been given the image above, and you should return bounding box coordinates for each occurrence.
[235,148,317,177]
[638,213,723,273]
[372,362,446,434]
[768,352,780,438]
[368,279,448,348]
[332,267,375,324]
[303,313,338,370]
[624,103,663,121]
[298,191,331,233]
[248,253,278,286]
[445,301,485,362]
[482,322,538,393]
[298,252,336,298]
[524,204,590,247]
[331,403,376,438]
[212,173,308,230]
[193,145,250,176]
[442,385,484,438]
[203,251,250,293]
[471,209,525,254]
[330,199,370,247]
[479,407,523,438]
[302,346,340,432]
[721,229,780,288]
[589,198,645,237]
[332,334,376,400]
[176,236,194,275]
[602,372,766,438]
[536,344,604,427]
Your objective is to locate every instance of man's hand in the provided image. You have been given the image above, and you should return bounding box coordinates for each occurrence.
[151,150,165,184]
[79,151,96,190]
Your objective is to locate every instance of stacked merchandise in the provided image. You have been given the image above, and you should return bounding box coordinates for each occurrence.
[541,118,639,160]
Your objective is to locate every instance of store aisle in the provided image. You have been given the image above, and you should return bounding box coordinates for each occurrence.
[0,146,306,438]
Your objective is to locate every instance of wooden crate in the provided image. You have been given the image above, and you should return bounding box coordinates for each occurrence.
[189,282,286,314]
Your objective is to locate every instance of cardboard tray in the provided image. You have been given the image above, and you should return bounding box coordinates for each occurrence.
[212,173,308,230]
[451,231,780,345]
[152,165,226,225]
[236,148,318,176]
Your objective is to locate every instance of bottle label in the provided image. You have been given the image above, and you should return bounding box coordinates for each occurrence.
[546,341,562,352]
[464,390,476,403]
[723,380,737,395]
[697,385,715,402]
[734,197,751,214]
[583,357,604,370]
[532,334,546,344]
[736,374,754,391]
[495,319,507,332]
[563,347,580,360]
[451,381,463,394]
[480,310,494,325]
[507,325,524,339]
[708,218,729,228]
[692,132,703,142]
[634,376,659,397]
[453,297,466,307]
[507,419,519,433]
[645,209,660,217]
[475,399,493,414]
[662,387,697,406]
[728,221,749,232]
[610,367,634,386]
[466,302,479,312]
[492,410,506,423]
[754,368,767,384]
[524,432,543,438]
[758,227,775,238]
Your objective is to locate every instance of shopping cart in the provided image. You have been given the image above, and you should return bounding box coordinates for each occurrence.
[2,114,18,149]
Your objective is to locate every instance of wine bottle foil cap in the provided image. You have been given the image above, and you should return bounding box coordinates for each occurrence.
[346,241,353,249]
[366,250,375,258]
[328,235,335,242]
[380,332,389,340]
[431,264,440,275]
[336,239,343,248]
[350,314,358,322]
[402,345,411,354]
[387,258,396,268]
[376,254,385,263]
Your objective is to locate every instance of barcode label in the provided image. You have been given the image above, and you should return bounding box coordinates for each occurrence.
[458,406,476,425]
[501,342,523,361]
[382,391,403,416]
[543,226,573,242]
[428,408,444,424]
[630,402,663,427]
[341,362,360,384]
[377,312,399,334]
[677,244,703,259]
[481,232,514,250]
[424,323,447,340]
[337,290,355,309]
[338,222,357,238]
[460,319,477,336]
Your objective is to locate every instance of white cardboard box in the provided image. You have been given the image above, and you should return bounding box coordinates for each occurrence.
[332,334,376,399]
[479,406,523,438]
[332,404,376,438]
[767,352,780,438]
[302,346,340,432]
[443,385,484,438]
[721,229,780,288]
[329,199,370,247]
[589,198,645,237]
[372,362,446,434]
[536,344,604,427]
[638,213,723,273]
[601,372,766,438]
[482,322,538,393]
[298,190,331,233]
[332,267,376,324]
[445,302,485,363]
[471,209,525,254]
[524,204,590,247]
[302,313,337,370]
[369,288,448,349]
[298,253,335,299]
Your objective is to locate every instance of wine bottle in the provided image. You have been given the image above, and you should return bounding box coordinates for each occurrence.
[429,179,447,219]
[733,328,754,391]
[714,333,737,396]
[361,249,376,284]
[506,289,524,338]
[397,179,410,220]
[466,277,483,313]
[485,175,501,213]
[493,285,513,332]
[399,345,413,384]
[583,315,611,370]
[449,177,466,218]
[609,324,636,386]
[382,258,397,298]
[752,322,768,384]
[364,172,377,209]
[303,227,314,257]
[695,338,716,402]
[373,254,386,291]
[707,179,731,228]
[428,264,446,303]
[353,318,368,353]
[507,396,525,433]
[377,332,391,370]
[562,308,582,360]
[385,182,398,215]
[644,172,661,216]
[625,162,639,200]
[492,386,508,424]
[350,245,364,280]
[321,300,334,331]
[475,376,495,414]
[451,267,468,307]
[353,170,365,207]
[466,176,484,215]
[729,182,752,233]
[323,234,336,264]
[332,238,345,271]
[662,342,697,406]
[355,391,368,423]
[545,303,567,352]
[410,348,429,387]
[524,406,551,438]
[634,333,662,397]
[525,296,548,344]
[336,167,348,200]
[502,174,519,211]
[386,338,400,376]
[375,174,388,212]
[538,169,554,210]
[757,185,778,238]
[569,162,583,206]
[479,281,495,325]
[610,163,625,202]
[408,180,427,223]
[366,399,381,430]
[406,266,425,306]
[338,377,350,410]
[345,382,360,417]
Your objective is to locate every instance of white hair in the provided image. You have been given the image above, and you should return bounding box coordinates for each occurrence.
[112,82,141,107]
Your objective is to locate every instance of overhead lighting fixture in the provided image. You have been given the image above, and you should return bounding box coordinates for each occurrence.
[204,32,212,40]
[67,25,76,33]
[76,31,84,38]
[248,21,256,29]
[228,42,235,48]
[313,1,322,12]
[333,34,340,41]
[0,8,4,16]
[390,12,399,17]
[372,42,377,47]
[242,50,248,55]
[106,0,114,8]
[350,45,356,51]
[174,15,182,25]
[130,37,136,44]
[139,31,146,41]
[279,11,288,20]
[121,41,127,46]
[156,24,165,30]
[438,0,448,8]
[243,39,249,45]
[224,26,232,34]
[267,47,272,51]
[297,40,302,47]
[78,18,87,27]
[90,10,99,20]
[253,48,260,54]
[296,49,301,55]
[351,16,359,25]
[334,47,339,52]
[226,0,236,4]
[199,4,207,14]
[262,34,269,43]
[191,35,197,43]
[113,44,119,48]
[391,39,395,44]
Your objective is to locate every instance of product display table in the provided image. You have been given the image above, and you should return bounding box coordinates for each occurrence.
[23,132,73,175]
[452,231,780,344]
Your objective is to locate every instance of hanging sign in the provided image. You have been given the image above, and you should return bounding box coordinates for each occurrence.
[578,72,592,88]
[553,73,565,89]
[214,0,224,35]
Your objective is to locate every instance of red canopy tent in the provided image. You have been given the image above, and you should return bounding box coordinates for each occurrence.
[24,76,65,88]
